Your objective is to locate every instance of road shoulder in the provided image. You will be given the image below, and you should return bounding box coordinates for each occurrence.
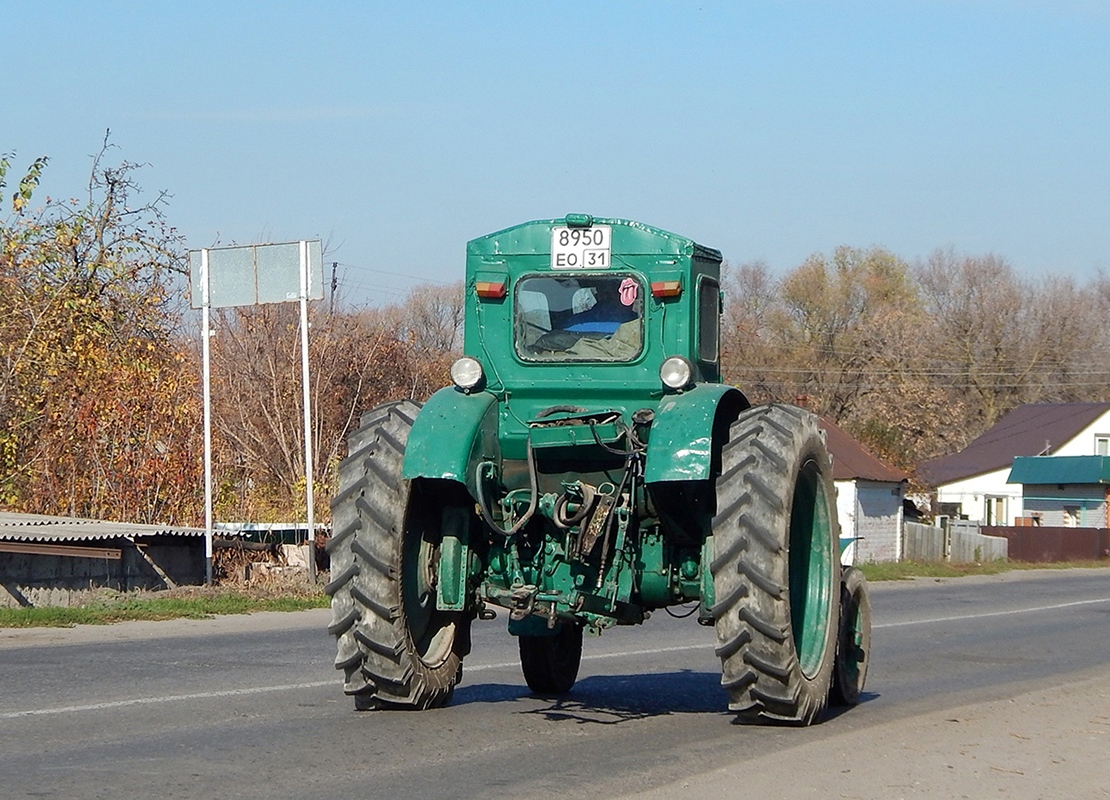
[630,667,1110,799]
[0,608,332,649]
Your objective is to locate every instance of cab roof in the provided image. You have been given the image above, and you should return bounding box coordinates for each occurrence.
[466,215,722,263]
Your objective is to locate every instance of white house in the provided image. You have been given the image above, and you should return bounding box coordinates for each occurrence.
[822,419,907,564]
[918,402,1110,526]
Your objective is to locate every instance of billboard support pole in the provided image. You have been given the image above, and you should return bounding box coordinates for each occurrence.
[201,249,214,585]
[299,241,317,584]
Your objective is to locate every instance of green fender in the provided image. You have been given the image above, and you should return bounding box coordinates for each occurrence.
[644,384,750,483]
[402,387,500,498]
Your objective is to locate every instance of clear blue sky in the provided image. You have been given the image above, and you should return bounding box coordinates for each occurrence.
[5,1,1109,304]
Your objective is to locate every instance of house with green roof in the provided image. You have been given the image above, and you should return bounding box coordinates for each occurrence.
[1007,455,1110,528]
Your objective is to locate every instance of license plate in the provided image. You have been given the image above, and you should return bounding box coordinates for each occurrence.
[551,225,611,269]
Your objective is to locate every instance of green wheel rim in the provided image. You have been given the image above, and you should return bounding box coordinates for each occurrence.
[841,585,866,686]
[402,516,456,669]
[843,615,864,684]
[788,460,835,678]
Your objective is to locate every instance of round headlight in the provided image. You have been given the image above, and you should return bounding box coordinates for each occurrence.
[450,356,485,391]
[660,356,695,390]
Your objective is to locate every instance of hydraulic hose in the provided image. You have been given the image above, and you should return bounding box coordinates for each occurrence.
[475,441,539,538]
[553,482,598,530]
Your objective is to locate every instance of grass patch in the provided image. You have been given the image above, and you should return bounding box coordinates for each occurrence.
[859,559,1110,582]
[5,560,1106,628]
[0,586,329,629]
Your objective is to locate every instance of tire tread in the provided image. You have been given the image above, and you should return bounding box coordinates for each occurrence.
[326,399,466,711]
[711,403,840,725]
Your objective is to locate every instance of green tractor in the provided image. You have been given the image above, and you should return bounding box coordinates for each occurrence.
[326,215,871,724]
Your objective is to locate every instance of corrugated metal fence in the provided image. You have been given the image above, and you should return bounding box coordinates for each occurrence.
[903,521,1009,563]
[981,526,1110,562]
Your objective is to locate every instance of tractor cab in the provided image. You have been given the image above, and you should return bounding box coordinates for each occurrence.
[460,213,723,397]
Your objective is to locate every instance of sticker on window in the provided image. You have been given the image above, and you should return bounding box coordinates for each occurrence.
[619,277,638,306]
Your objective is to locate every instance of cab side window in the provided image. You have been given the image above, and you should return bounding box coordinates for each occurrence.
[698,278,720,363]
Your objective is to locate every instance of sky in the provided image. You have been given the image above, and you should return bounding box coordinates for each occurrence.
[4,1,1109,305]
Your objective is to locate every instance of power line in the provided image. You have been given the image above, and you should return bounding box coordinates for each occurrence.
[719,375,1110,391]
[336,261,455,287]
[721,364,1110,379]
[720,339,1110,369]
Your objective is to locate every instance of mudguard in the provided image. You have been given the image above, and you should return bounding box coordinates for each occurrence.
[402,387,500,498]
[644,384,750,482]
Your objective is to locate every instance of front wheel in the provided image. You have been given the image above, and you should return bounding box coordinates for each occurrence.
[830,566,871,706]
[519,623,583,696]
[711,404,841,724]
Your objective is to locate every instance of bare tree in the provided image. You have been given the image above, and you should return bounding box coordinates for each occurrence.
[917,250,1039,432]
[393,282,465,356]
[721,260,785,402]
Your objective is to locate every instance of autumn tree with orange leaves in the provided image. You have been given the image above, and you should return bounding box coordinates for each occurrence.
[0,142,203,522]
[1,139,466,527]
[721,248,1110,478]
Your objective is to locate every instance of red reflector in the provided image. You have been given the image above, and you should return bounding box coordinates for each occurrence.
[651,280,682,298]
[475,281,506,299]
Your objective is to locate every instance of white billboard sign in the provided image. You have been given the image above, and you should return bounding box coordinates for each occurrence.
[188,240,323,309]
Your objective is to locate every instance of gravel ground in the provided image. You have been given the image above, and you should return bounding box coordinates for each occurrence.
[631,668,1110,799]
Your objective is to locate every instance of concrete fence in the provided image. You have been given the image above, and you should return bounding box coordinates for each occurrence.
[904,522,945,562]
[950,524,1009,563]
[903,521,1008,563]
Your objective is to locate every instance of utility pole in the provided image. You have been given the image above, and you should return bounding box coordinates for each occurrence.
[330,261,338,314]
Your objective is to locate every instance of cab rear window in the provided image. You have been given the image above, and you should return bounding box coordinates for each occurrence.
[515,274,643,362]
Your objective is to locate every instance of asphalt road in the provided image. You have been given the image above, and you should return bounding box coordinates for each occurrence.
[1,569,1108,799]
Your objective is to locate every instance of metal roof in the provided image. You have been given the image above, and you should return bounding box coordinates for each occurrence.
[918,402,1110,487]
[0,512,207,543]
[1008,455,1110,486]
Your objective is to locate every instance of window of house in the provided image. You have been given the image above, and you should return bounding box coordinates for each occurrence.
[1062,506,1081,527]
[1096,435,1110,456]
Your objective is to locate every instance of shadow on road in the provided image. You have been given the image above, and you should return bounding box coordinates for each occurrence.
[728,690,882,726]
[454,669,728,723]
[454,672,881,726]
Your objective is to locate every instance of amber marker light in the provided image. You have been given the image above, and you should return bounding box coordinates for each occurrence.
[475,281,507,299]
[650,280,682,298]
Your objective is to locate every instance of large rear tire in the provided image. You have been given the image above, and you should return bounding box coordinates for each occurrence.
[326,400,470,710]
[711,404,841,724]
[830,565,871,706]
[518,623,583,696]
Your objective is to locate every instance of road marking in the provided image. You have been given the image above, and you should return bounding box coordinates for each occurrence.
[4,598,1107,719]
[0,646,710,719]
[0,682,336,719]
[873,597,1110,629]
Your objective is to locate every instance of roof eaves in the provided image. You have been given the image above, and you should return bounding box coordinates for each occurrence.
[0,512,206,542]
